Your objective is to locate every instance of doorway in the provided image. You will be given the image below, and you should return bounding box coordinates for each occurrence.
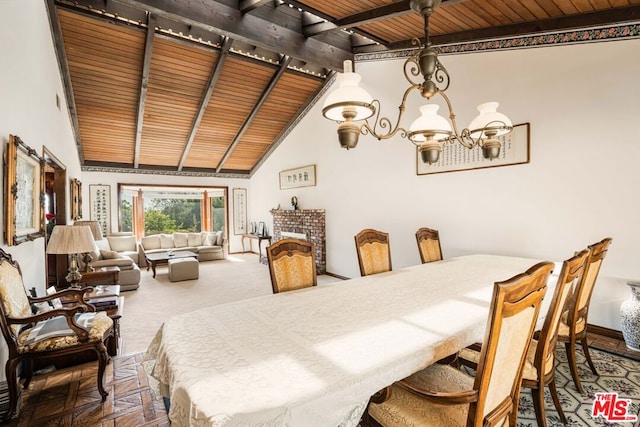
[43,147,67,287]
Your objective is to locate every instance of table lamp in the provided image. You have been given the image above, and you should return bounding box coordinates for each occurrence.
[73,220,103,272]
[46,225,96,287]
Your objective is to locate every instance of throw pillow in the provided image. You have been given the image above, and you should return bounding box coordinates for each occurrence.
[100,249,122,260]
[216,231,224,246]
[160,234,175,249]
[187,233,201,247]
[25,313,95,345]
[203,233,215,246]
[173,233,188,248]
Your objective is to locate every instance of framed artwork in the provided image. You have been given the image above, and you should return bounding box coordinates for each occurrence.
[89,184,110,237]
[257,221,266,237]
[232,188,247,235]
[279,164,316,190]
[417,123,530,175]
[70,178,82,220]
[4,135,45,246]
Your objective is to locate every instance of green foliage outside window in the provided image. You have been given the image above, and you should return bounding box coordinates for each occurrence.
[118,187,226,236]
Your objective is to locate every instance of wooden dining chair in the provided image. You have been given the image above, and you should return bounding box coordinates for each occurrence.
[0,248,113,421]
[354,229,392,277]
[266,238,317,294]
[367,261,553,427]
[558,237,613,394]
[415,227,443,264]
[458,250,589,427]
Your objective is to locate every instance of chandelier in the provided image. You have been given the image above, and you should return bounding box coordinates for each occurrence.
[322,0,513,164]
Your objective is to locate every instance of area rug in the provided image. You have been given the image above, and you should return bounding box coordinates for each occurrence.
[517,345,640,426]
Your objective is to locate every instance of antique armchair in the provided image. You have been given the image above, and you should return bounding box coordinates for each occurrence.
[368,261,552,427]
[0,248,113,421]
[266,238,317,294]
[558,237,613,393]
[354,229,392,276]
[459,250,588,427]
[415,227,443,264]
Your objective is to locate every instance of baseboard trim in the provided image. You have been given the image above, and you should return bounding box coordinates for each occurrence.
[587,323,624,340]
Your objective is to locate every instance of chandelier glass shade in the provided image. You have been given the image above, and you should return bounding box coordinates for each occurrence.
[322,0,513,164]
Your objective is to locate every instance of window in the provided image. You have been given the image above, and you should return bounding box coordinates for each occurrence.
[118,185,228,237]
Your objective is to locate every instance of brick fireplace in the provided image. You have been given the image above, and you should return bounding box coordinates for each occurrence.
[270,209,326,274]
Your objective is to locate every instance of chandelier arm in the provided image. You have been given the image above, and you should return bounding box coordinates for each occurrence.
[364,84,420,140]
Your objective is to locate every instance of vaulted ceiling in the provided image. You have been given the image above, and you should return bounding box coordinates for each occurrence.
[46,0,640,177]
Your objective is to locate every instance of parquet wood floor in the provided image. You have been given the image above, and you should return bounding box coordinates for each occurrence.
[5,353,169,426]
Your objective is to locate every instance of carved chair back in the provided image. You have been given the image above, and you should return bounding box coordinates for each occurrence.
[415,227,442,264]
[470,261,552,426]
[354,229,391,277]
[267,239,317,294]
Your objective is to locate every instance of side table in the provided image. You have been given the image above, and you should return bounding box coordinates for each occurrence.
[241,234,272,262]
[78,266,120,287]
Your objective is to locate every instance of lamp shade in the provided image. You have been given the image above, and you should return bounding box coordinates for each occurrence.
[408,104,452,142]
[46,225,96,255]
[468,102,512,137]
[322,62,375,122]
[73,220,103,241]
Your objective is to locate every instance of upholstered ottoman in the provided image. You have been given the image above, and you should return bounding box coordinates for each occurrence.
[168,257,199,282]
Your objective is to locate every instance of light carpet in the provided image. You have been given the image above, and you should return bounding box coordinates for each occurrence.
[120,253,339,355]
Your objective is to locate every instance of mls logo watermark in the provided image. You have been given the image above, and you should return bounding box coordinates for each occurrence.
[591,392,638,423]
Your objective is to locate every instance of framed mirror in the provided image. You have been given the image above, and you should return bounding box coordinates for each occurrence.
[4,135,45,245]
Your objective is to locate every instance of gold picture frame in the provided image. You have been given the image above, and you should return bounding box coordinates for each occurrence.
[70,178,82,220]
[4,135,45,246]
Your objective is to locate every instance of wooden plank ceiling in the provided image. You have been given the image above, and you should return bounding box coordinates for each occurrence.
[49,0,640,176]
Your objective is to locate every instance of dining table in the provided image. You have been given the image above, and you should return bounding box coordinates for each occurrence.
[145,254,558,426]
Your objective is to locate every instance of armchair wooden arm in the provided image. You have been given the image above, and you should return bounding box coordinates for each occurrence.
[28,287,95,310]
[7,305,91,341]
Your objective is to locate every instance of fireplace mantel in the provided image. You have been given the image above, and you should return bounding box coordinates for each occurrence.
[270,209,326,274]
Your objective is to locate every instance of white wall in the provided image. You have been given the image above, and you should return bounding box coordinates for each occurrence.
[0,0,82,377]
[0,0,81,293]
[250,39,640,330]
[81,172,251,253]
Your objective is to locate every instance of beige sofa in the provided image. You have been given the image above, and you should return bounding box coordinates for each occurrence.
[90,234,141,291]
[139,231,226,267]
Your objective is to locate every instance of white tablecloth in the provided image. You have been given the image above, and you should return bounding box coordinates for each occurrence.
[145,254,551,426]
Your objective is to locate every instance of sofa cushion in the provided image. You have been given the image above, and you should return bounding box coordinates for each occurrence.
[107,235,137,252]
[174,233,188,248]
[160,234,175,249]
[187,233,201,247]
[92,258,134,269]
[100,249,122,260]
[141,235,161,250]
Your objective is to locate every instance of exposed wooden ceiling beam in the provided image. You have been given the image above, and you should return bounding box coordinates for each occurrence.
[45,0,85,164]
[281,0,389,46]
[300,0,469,37]
[385,4,640,51]
[216,56,292,172]
[239,0,271,14]
[251,70,335,175]
[133,14,156,169]
[110,0,351,70]
[177,37,233,171]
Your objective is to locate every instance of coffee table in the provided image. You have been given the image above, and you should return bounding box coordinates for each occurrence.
[145,251,198,278]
